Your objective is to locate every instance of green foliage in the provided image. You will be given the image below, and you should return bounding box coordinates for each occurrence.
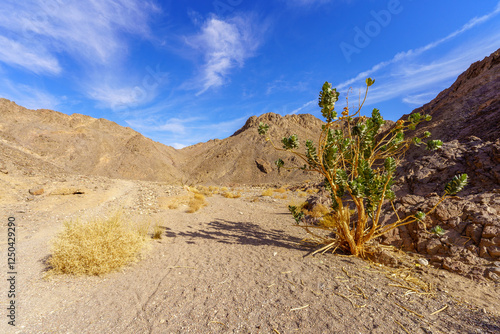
[426,139,443,151]
[445,174,468,195]
[275,158,284,172]
[258,122,269,135]
[288,205,304,223]
[415,211,426,221]
[318,81,340,122]
[282,134,300,150]
[258,78,468,258]
[431,225,445,237]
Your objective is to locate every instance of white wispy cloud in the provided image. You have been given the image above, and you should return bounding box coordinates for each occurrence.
[0,0,158,71]
[0,36,61,74]
[402,92,438,106]
[0,78,61,110]
[331,2,500,111]
[335,2,500,92]
[126,113,250,147]
[187,14,266,95]
[126,117,202,135]
[290,100,315,114]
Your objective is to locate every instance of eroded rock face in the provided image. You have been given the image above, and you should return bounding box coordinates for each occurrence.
[379,48,500,279]
[302,48,500,280]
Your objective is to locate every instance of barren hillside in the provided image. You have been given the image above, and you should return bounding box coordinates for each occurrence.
[0,99,182,183]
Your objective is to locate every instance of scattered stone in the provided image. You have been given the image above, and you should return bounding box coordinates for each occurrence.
[255,158,272,174]
[50,187,86,195]
[426,239,443,255]
[29,187,44,195]
[418,258,429,266]
[487,271,500,282]
[488,246,500,258]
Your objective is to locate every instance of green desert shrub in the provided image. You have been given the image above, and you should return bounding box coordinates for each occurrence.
[259,78,467,258]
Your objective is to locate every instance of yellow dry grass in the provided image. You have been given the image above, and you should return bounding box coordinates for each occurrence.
[221,191,241,199]
[195,185,218,197]
[159,190,208,213]
[262,188,274,196]
[158,195,189,209]
[308,203,330,218]
[187,193,207,213]
[47,213,149,276]
[273,187,287,193]
[208,186,220,194]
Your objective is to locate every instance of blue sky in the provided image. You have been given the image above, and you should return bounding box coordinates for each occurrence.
[0,0,499,148]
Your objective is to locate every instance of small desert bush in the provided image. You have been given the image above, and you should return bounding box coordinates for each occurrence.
[209,186,220,194]
[152,223,163,239]
[262,188,274,196]
[159,195,188,209]
[187,193,207,213]
[48,213,149,275]
[160,188,209,213]
[195,185,218,197]
[308,203,330,218]
[273,187,287,193]
[222,191,242,198]
[220,186,229,192]
[259,78,468,257]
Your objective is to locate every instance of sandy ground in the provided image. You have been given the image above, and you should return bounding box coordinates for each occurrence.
[1,173,499,334]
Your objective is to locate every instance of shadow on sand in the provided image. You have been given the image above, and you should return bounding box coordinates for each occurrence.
[176,219,306,250]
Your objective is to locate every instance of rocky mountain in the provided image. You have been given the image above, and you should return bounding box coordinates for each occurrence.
[0,98,324,185]
[178,112,324,185]
[378,48,500,278]
[0,98,182,183]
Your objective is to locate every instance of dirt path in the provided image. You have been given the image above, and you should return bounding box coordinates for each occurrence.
[1,176,499,333]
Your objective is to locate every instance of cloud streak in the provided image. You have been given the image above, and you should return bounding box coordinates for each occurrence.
[335,2,500,92]
[0,0,158,72]
[0,36,61,74]
[187,15,265,95]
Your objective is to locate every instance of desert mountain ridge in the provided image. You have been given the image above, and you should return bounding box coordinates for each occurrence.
[0,48,499,188]
[0,98,324,185]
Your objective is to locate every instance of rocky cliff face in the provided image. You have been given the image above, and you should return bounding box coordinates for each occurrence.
[380,48,500,279]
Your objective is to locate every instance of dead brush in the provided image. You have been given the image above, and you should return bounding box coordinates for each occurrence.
[222,191,242,198]
[47,212,149,276]
[195,185,216,197]
[262,188,274,196]
[159,187,209,213]
[187,193,207,213]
